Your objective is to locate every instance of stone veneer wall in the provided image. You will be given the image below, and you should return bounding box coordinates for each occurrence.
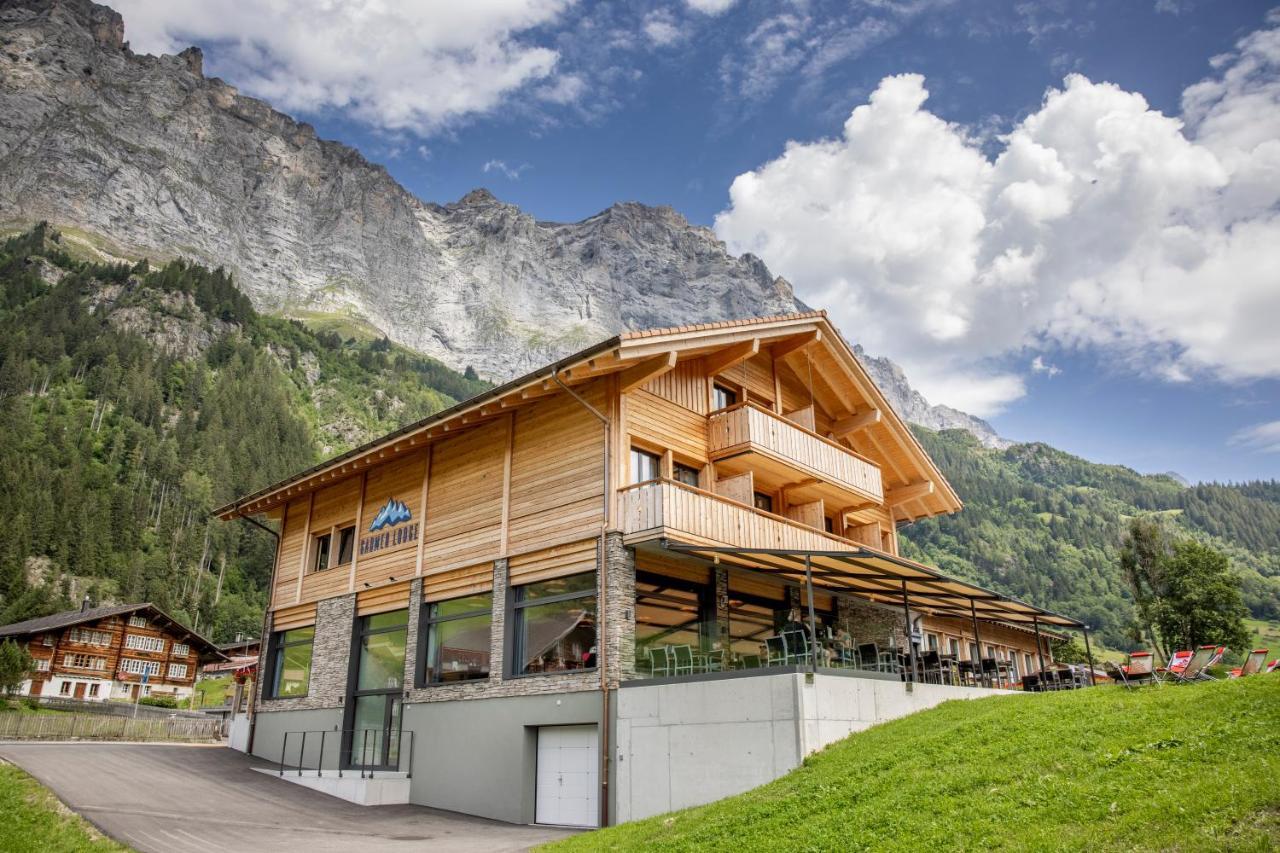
[838,596,906,648]
[257,593,355,713]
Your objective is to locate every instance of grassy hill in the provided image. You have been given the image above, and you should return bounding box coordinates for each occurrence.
[549,678,1280,852]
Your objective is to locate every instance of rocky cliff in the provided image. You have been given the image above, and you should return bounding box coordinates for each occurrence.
[0,0,1009,446]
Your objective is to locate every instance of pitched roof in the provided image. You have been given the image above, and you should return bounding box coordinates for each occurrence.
[0,603,228,660]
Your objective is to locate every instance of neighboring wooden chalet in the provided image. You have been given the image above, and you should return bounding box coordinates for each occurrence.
[217,311,1088,827]
[0,603,226,702]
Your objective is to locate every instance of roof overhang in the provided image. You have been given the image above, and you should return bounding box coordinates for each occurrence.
[662,541,1084,630]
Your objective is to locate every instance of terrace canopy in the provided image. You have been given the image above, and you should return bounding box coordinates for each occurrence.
[662,540,1093,681]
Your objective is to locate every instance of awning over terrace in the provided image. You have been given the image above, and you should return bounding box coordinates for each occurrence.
[662,542,1084,630]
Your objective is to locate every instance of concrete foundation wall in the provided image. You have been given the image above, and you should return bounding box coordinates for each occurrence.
[403,690,602,825]
[251,707,345,770]
[614,671,1012,822]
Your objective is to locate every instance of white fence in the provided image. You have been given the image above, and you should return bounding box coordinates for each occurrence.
[0,712,221,742]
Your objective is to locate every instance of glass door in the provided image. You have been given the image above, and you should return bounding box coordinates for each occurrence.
[345,609,408,770]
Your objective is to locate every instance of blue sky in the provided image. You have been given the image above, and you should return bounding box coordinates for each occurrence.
[117,0,1280,483]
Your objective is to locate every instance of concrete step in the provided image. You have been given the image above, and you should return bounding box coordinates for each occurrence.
[251,766,410,805]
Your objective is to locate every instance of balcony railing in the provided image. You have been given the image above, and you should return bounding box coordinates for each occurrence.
[707,403,883,503]
[620,478,859,552]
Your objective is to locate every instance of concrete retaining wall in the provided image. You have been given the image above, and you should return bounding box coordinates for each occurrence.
[614,670,1012,822]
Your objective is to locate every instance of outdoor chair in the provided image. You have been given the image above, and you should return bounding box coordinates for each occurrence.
[783,630,812,666]
[647,647,672,677]
[1266,659,1280,673]
[737,653,761,669]
[670,644,695,676]
[857,642,893,673]
[980,657,1000,688]
[920,650,943,684]
[765,636,788,668]
[1167,645,1216,683]
[1117,651,1158,688]
[1228,648,1268,678]
[1162,649,1193,677]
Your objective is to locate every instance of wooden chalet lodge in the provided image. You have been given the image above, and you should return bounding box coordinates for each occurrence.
[1,602,225,702]
[217,311,1091,828]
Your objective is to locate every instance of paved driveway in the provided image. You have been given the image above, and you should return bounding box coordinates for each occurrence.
[0,742,576,852]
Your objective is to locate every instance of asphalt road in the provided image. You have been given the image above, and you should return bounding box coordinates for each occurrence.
[0,742,575,852]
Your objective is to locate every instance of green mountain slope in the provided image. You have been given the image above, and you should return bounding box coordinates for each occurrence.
[0,226,487,638]
[547,677,1280,852]
[900,430,1280,647]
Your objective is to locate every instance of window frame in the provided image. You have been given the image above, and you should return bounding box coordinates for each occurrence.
[267,626,316,699]
[312,532,332,573]
[507,571,598,679]
[334,525,357,567]
[167,663,189,679]
[671,460,701,488]
[128,615,147,629]
[415,593,494,687]
[630,446,661,485]
[712,383,738,410]
[171,642,190,657]
[752,491,774,514]
[124,634,165,653]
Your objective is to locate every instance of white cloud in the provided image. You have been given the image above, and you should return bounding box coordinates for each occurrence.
[714,19,1280,417]
[685,0,737,14]
[1030,356,1061,377]
[482,159,531,180]
[112,0,575,135]
[1229,420,1280,454]
[642,10,684,47]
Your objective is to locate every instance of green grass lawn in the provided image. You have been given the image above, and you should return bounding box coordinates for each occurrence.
[0,762,130,852]
[548,677,1280,852]
[193,675,232,709]
[1245,618,1280,655]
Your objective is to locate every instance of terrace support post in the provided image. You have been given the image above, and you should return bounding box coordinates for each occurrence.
[1033,615,1047,678]
[1082,626,1097,687]
[803,555,820,676]
[969,600,985,687]
[901,580,919,684]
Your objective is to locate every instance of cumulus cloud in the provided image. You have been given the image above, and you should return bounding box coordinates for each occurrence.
[113,0,575,135]
[642,10,684,47]
[1229,420,1280,454]
[714,18,1280,416]
[1030,356,1061,377]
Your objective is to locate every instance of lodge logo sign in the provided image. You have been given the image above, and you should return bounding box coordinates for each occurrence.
[360,498,418,557]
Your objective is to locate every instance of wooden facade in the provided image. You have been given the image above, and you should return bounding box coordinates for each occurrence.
[220,312,1069,682]
[1,604,224,702]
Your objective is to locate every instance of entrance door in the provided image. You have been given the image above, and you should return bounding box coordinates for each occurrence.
[536,725,598,827]
[73,682,86,699]
[344,609,408,770]
[30,679,42,696]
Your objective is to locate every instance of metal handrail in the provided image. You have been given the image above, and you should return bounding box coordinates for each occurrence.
[277,728,413,779]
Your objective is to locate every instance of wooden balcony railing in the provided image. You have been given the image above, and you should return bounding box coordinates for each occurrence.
[707,403,883,503]
[620,479,860,552]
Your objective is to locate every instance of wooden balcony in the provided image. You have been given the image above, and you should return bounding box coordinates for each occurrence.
[707,403,883,508]
[620,479,860,552]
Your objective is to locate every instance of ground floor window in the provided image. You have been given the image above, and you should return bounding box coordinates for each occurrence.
[347,609,408,769]
[418,593,492,684]
[634,571,714,677]
[88,683,100,697]
[59,681,71,696]
[269,626,315,698]
[512,572,597,675]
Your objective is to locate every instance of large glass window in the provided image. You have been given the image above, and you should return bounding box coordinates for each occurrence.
[727,578,788,667]
[630,448,661,484]
[418,593,492,684]
[672,462,700,488]
[357,611,408,691]
[346,610,407,769]
[270,626,314,698]
[512,572,597,675]
[634,572,713,678]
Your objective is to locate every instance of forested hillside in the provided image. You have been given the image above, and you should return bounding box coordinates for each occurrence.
[1,226,1277,648]
[0,226,487,640]
[900,430,1280,647]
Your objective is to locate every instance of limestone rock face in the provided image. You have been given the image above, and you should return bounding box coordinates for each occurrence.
[0,0,1008,446]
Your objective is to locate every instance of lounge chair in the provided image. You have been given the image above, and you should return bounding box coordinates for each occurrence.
[1266,659,1280,673]
[1109,651,1158,688]
[1228,649,1268,678]
[1162,649,1193,677]
[1167,645,1217,683]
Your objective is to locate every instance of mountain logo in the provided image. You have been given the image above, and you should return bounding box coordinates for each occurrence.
[368,498,411,532]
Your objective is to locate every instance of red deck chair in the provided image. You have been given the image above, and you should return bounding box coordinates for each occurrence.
[1107,651,1158,688]
[1229,649,1268,678]
[1162,649,1193,676]
[1264,659,1279,674]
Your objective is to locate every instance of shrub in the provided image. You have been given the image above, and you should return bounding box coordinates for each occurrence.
[137,696,178,709]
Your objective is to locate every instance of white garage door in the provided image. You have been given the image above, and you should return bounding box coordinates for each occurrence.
[536,725,599,827]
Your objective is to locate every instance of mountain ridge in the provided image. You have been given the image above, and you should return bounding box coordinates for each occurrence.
[0,0,1011,447]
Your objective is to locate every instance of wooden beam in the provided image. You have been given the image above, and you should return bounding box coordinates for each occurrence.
[770,329,821,361]
[886,480,934,506]
[703,339,759,377]
[830,408,881,438]
[619,351,678,394]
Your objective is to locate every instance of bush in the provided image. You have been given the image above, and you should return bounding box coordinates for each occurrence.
[22,696,40,711]
[137,696,177,709]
